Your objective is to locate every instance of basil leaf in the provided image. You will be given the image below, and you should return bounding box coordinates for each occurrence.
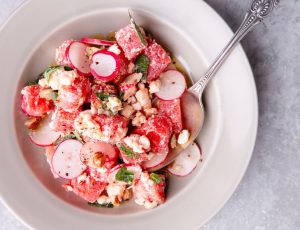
[88,202,114,208]
[115,167,134,184]
[128,11,147,46]
[26,74,44,86]
[150,173,163,184]
[63,66,73,71]
[96,92,111,101]
[119,144,138,159]
[134,54,149,81]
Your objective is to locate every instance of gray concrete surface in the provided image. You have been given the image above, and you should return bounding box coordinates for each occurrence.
[0,0,299,229]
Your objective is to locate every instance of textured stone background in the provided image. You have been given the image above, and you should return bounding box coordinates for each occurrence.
[0,0,299,229]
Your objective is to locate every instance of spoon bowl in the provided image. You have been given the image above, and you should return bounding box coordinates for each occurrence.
[152,0,279,171]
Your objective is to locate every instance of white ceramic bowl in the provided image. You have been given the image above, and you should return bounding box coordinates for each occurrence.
[0,0,258,229]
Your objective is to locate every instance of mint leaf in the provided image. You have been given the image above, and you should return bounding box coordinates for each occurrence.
[96,92,111,101]
[129,11,147,46]
[150,173,163,184]
[51,91,58,101]
[54,132,82,146]
[88,202,114,208]
[119,144,138,159]
[118,91,125,100]
[134,54,149,80]
[43,65,73,83]
[115,167,134,184]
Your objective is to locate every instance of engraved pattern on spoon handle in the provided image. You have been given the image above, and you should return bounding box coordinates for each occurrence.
[189,0,280,96]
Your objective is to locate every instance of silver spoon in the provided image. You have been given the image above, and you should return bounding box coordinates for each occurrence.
[151,0,280,171]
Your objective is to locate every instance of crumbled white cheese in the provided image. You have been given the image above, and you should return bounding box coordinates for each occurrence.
[74,110,103,140]
[135,88,151,109]
[39,88,53,100]
[77,173,87,184]
[144,200,158,209]
[64,185,73,191]
[107,183,125,198]
[86,46,101,58]
[97,195,111,205]
[43,69,78,90]
[120,104,135,118]
[107,44,121,55]
[149,80,161,94]
[106,96,122,113]
[177,129,190,145]
[123,134,149,153]
[132,111,146,127]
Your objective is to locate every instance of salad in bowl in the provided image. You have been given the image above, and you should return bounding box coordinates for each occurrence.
[20,14,201,210]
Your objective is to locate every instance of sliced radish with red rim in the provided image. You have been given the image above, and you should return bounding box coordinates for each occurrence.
[66,41,91,76]
[29,115,61,146]
[142,151,168,170]
[167,142,201,177]
[81,37,116,46]
[80,141,118,168]
[155,70,186,101]
[107,164,142,184]
[90,50,120,82]
[51,139,87,179]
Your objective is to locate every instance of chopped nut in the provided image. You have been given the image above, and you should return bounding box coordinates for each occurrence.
[149,80,161,94]
[170,134,177,149]
[132,102,142,111]
[138,83,145,90]
[123,188,133,201]
[120,104,135,118]
[89,152,105,168]
[177,129,190,145]
[124,86,137,100]
[143,108,158,117]
[132,112,146,127]
[135,88,151,109]
[24,117,41,130]
[127,96,137,104]
[128,62,135,74]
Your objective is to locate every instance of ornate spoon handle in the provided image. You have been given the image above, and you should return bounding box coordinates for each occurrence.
[190,0,280,95]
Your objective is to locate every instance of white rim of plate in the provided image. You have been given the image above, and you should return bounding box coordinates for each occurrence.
[0,0,258,229]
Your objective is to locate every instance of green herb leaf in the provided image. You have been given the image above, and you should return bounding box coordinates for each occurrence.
[54,132,82,146]
[150,173,163,184]
[134,54,150,81]
[119,144,138,159]
[115,167,134,184]
[128,11,147,46]
[51,91,58,101]
[96,92,111,101]
[43,65,73,83]
[88,202,114,208]
[118,91,125,100]
[26,74,44,86]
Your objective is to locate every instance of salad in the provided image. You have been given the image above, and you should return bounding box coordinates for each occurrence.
[20,14,201,209]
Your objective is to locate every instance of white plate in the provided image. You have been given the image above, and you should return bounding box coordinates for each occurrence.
[0,0,258,229]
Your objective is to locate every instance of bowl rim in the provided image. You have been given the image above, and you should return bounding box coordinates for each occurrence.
[0,0,258,229]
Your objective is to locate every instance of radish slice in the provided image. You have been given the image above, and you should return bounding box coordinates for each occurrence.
[155,70,187,101]
[107,164,142,184]
[29,115,61,146]
[90,50,120,82]
[81,37,116,46]
[51,139,86,179]
[66,41,91,76]
[80,141,118,167]
[142,151,168,170]
[167,142,201,177]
